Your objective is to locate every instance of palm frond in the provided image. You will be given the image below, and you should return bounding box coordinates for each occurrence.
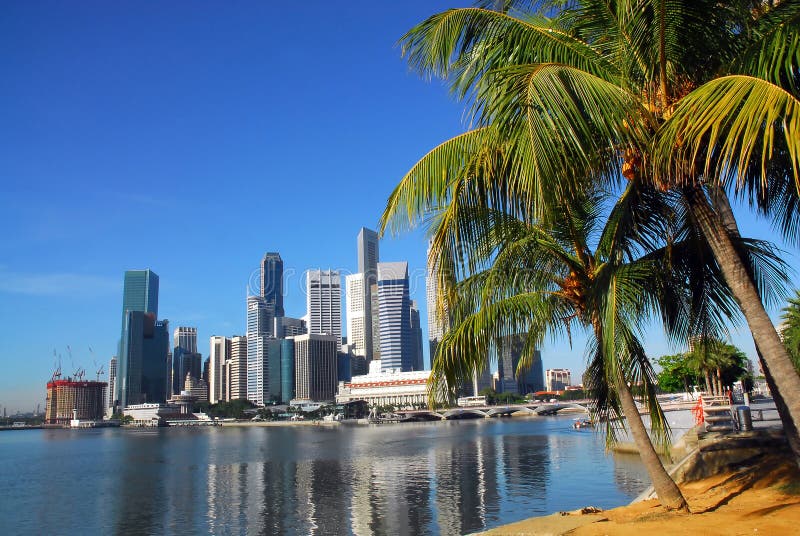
[655,75,800,193]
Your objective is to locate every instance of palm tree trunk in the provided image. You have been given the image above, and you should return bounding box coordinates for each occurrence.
[686,186,800,464]
[704,370,712,395]
[615,372,689,511]
[709,186,800,456]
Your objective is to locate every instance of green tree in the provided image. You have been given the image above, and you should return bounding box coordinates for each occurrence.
[656,354,697,394]
[478,387,497,405]
[782,290,800,371]
[390,0,800,463]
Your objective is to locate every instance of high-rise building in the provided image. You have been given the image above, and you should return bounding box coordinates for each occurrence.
[107,356,117,413]
[409,301,424,371]
[370,282,380,360]
[293,334,338,402]
[377,262,412,372]
[246,294,278,406]
[172,327,200,395]
[426,242,449,366]
[280,338,295,403]
[274,316,307,338]
[345,273,367,357]
[121,269,159,325]
[492,335,544,394]
[261,252,285,317]
[306,269,341,349]
[546,369,571,391]
[357,227,379,275]
[119,311,170,407]
[518,349,544,395]
[357,228,379,361]
[117,269,161,408]
[228,336,248,401]
[209,336,231,404]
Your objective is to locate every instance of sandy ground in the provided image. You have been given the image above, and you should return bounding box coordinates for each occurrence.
[482,452,800,535]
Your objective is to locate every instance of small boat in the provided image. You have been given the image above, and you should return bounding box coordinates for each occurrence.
[572,418,593,429]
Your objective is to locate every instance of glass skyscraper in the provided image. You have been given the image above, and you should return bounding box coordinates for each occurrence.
[121,269,159,322]
[377,262,412,372]
[117,269,167,408]
[356,228,379,362]
[261,252,284,317]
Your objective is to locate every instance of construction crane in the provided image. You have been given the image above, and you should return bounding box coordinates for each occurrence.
[50,350,62,382]
[95,364,105,381]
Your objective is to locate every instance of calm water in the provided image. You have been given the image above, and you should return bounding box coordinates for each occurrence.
[0,416,649,535]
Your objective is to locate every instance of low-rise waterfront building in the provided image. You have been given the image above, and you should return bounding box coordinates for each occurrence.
[336,360,431,408]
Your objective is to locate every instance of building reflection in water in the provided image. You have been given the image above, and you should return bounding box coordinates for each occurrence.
[195,420,647,535]
[113,431,169,535]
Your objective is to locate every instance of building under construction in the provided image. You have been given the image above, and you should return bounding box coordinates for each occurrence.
[45,379,107,425]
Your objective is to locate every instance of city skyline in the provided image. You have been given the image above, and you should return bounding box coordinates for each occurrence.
[1,1,795,413]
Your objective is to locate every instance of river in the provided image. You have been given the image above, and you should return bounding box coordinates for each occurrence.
[0,415,649,535]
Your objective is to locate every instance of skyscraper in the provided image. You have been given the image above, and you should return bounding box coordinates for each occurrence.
[172,327,201,396]
[409,301,424,371]
[261,252,284,317]
[345,273,367,357]
[247,295,276,406]
[119,311,170,407]
[228,335,248,401]
[377,262,412,372]
[280,338,295,403]
[306,269,341,350]
[293,334,338,402]
[117,269,168,408]
[209,336,231,404]
[107,356,117,413]
[426,242,449,366]
[357,228,379,361]
[121,269,159,324]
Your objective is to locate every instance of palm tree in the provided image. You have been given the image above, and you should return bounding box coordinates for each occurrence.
[781,290,800,371]
[392,0,800,459]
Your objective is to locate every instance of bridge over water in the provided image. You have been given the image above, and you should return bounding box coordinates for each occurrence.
[395,402,589,422]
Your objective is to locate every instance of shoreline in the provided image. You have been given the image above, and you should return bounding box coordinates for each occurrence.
[480,429,796,535]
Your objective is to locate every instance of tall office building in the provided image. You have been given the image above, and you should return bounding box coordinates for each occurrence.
[121,269,159,325]
[119,311,170,407]
[357,228,379,361]
[228,336,248,401]
[247,295,276,406]
[306,269,341,350]
[409,301,424,371]
[518,349,544,395]
[493,334,544,394]
[293,334,338,402]
[377,262,412,372]
[280,338,295,403]
[345,273,367,357]
[261,252,284,317]
[172,327,200,395]
[107,356,117,413]
[209,336,231,404]
[117,269,169,408]
[426,242,449,365]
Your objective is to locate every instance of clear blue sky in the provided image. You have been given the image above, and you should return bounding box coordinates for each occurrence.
[1,1,796,414]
